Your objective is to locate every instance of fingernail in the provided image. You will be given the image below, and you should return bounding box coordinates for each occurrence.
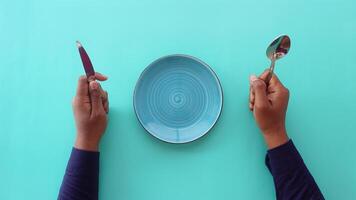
[88,76,95,82]
[90,81,99,90]
[249,75,258,83]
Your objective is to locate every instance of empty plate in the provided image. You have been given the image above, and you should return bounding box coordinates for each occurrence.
[133,54,223,143]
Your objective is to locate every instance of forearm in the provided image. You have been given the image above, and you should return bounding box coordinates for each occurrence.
[265,140,324,200]
[58,148,100,200]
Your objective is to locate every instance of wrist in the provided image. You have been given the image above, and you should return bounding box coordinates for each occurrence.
[262,128,289,149]
[74,136,100,152]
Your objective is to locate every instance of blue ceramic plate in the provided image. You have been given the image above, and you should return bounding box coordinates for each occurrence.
[134,54,223,143]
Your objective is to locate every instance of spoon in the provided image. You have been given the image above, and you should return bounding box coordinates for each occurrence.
[265,35,291,84]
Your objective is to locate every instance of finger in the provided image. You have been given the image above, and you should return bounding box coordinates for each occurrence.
[101,91,109,113]
[250,75,269,109]
[96,84,108,113]
[104,100,109,113]
[259,69,271,82]
[76,75,89,98]
[249,85,255,111]
[268,74,289,95]
[105,91,109,113]
[269,73,282,86]
[104,91,108,102]
[249,86,255,104]
[95,72,108,81]
[100,89,107,102]
[87,72,108,82]
[89,81,105,116]
[249,102,254,111]
[97,83,106,98]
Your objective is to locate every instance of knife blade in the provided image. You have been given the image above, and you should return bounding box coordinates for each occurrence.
[76,41,95,79]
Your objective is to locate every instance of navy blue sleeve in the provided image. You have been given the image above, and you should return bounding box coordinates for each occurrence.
[265,140,324,200]
[58,148,99,200]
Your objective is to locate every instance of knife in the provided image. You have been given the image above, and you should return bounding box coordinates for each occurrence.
[76,41,95,80]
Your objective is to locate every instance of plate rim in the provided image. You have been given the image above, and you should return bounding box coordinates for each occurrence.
[133,54,223,144]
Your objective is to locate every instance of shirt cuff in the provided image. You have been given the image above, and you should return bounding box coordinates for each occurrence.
[265,140,304,175]
[66,148,100,176]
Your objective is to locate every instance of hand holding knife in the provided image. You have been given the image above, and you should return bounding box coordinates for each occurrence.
[76,41,109,114]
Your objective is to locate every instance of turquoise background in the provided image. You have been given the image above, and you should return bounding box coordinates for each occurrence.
[1,0,355,199]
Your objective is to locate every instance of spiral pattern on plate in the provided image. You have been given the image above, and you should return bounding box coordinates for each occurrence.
[134,55,223,143]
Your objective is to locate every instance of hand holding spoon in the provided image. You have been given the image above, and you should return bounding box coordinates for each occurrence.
[265,35,291,84]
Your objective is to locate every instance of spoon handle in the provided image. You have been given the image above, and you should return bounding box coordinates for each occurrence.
[265,59,275,84]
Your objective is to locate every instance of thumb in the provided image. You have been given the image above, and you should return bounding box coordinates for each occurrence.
[89,81,104,116]
[250,75,269,109]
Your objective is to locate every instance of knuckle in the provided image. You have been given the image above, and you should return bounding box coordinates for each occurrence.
[253,80,265,89]
[283,87,289,93]
[93,91,100,97]
[255,103,268,111]
[78,75,87,82]
[91,111,106,120]
[282,87,290,96]
[72,97,79,106]
[91,90,101,97]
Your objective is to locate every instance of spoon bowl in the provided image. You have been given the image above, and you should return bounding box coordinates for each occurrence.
[265,35,291,83]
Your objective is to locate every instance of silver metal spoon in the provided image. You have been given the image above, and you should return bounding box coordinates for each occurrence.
[265,35,291,84]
